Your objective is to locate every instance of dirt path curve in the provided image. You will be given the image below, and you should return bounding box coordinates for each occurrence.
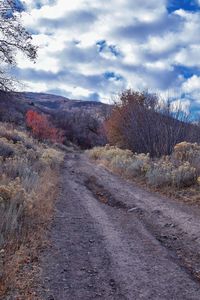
[37,152,200,300]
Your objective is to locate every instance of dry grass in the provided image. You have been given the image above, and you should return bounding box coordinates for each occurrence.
[0,122,65,299]
[87,143,200,204]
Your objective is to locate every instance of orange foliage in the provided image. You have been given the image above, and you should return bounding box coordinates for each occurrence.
[26,110,64,143]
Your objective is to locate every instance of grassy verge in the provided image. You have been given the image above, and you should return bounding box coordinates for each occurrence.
[0,122,65,299]
[87,143,200,204]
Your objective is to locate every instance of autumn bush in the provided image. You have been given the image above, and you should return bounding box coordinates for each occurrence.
[0,122,65,298]
[26,110,64,143]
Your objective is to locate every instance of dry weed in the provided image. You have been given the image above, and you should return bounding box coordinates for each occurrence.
[0,122,65,299]
[87,143,200,202]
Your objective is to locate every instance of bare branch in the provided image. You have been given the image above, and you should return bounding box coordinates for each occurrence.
[0,0,37,90]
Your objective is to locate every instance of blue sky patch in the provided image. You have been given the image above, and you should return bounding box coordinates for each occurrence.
[104,71,123,81]
[167,0,200,13]
[173,65,200,79]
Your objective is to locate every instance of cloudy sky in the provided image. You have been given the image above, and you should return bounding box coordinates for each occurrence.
[14,0,200,114]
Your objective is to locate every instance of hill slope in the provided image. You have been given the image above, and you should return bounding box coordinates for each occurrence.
[15,92,110,121]
[0,91,110,148]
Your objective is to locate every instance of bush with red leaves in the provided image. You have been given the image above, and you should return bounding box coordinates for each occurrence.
[26,110,64,143]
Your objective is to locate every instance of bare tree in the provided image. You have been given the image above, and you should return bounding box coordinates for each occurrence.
[0,0,37,90]
[105,90,200,157]
[53,110,107,149]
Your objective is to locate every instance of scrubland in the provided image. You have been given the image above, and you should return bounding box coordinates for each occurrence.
[0,122,65,298]
[87,142,200,203]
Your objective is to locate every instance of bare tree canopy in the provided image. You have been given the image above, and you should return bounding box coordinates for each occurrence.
[105,90,200,157]
[0,0,37,90]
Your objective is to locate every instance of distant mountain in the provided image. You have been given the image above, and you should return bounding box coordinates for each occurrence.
[0,91,111,148]
[15,92,111,120]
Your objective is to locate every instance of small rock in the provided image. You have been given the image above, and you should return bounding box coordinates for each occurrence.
[109,279,116,287]
[128,207,138,212]
[161,235,168,239]
[170,223,176,228]
[164,223,175,228]
[95,292,102,296]
[153,209,161,214]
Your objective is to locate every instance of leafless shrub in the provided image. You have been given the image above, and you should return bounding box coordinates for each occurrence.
[105,90,200,157]
[54,110,107,149]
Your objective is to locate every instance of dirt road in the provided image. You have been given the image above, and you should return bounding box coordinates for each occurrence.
[38,152,200,299]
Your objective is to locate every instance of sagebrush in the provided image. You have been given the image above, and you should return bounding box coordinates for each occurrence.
[0,122,65,297]
[87,142,200,189]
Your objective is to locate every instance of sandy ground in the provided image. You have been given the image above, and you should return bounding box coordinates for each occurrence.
[37,152,200,300]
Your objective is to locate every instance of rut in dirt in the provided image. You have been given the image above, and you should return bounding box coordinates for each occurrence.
[36,152,200,300]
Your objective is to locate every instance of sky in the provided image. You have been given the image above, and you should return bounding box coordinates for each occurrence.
[13,0,200,115]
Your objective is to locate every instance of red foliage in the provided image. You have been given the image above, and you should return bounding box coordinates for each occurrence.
[26,110,64,143]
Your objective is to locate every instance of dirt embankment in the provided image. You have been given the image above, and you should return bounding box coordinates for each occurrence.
[36,152,200,300]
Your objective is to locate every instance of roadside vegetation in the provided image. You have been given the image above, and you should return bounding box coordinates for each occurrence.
[0,121,66,298]
[87,143,200,202]
[88,89,200,203]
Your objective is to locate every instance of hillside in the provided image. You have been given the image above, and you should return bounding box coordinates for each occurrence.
[15,92,111,121]
[0,91,110,148]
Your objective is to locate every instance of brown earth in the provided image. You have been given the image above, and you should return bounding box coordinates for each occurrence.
[36,152,200,300]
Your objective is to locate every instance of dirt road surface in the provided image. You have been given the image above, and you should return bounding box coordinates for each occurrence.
[37,152,200,300]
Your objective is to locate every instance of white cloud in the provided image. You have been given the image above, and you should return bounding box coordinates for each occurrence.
[182,75,200,93]
[12,0,199,111]
[175,45,200,67]
[181,76,200,105]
